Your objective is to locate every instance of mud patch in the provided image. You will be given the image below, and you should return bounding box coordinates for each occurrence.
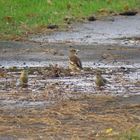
[0,66,140,105]
[0,94,140,140]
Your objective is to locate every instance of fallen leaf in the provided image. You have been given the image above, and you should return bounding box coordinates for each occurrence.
[106,128,113,134]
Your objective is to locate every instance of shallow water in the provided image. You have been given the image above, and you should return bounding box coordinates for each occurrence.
[30,15,140,45]
[0,67,139,96]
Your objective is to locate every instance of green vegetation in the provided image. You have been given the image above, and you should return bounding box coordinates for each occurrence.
[0,0,140,39]
[101,129,140,140]
[118,129,140,140]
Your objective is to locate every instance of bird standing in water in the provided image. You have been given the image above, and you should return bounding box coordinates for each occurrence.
[69,48,82,72]
[20,67,28,88]
[95,70,106,89]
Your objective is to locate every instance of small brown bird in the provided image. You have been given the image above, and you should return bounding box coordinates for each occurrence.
[50,64,61,77]
[95,71,106,88]
[20,67,28,87]
[69,48,82,72]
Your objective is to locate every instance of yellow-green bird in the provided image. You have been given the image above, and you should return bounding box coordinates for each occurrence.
[20,67,28,87]
[69,48,82,72]
[95,71,106,88]
[0,67,7,78]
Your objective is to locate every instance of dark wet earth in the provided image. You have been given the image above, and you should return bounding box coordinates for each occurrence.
[0,15,140,139]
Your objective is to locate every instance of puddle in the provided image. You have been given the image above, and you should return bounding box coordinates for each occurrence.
[0,41,140,107]
[0,66,140,100]
[30,15,140,45]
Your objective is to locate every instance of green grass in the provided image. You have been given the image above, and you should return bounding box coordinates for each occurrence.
[100,128,140,140]
[0,0,140,39]
[118,129,140,140]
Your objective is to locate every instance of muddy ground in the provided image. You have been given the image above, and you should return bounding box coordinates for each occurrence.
[0,15,140,139]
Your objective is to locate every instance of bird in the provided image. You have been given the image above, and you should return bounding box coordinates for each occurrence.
[95,70,107,88]
[50,64,61,77]
[19,67,28,87]
[0,67,7,78]
[68,48,82,72]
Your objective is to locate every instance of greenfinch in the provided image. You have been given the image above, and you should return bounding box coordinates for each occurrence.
[95,71,106,88]
[20,67,28,87]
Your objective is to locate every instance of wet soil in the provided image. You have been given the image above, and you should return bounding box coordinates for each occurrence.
[0,94,140,140]
[0,15,140,139]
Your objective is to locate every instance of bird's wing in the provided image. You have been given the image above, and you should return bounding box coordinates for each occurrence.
[70,55,82,69]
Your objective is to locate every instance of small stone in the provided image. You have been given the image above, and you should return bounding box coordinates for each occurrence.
[47,24,58,29]
[87,16,96,21]
[119,11,137,16]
